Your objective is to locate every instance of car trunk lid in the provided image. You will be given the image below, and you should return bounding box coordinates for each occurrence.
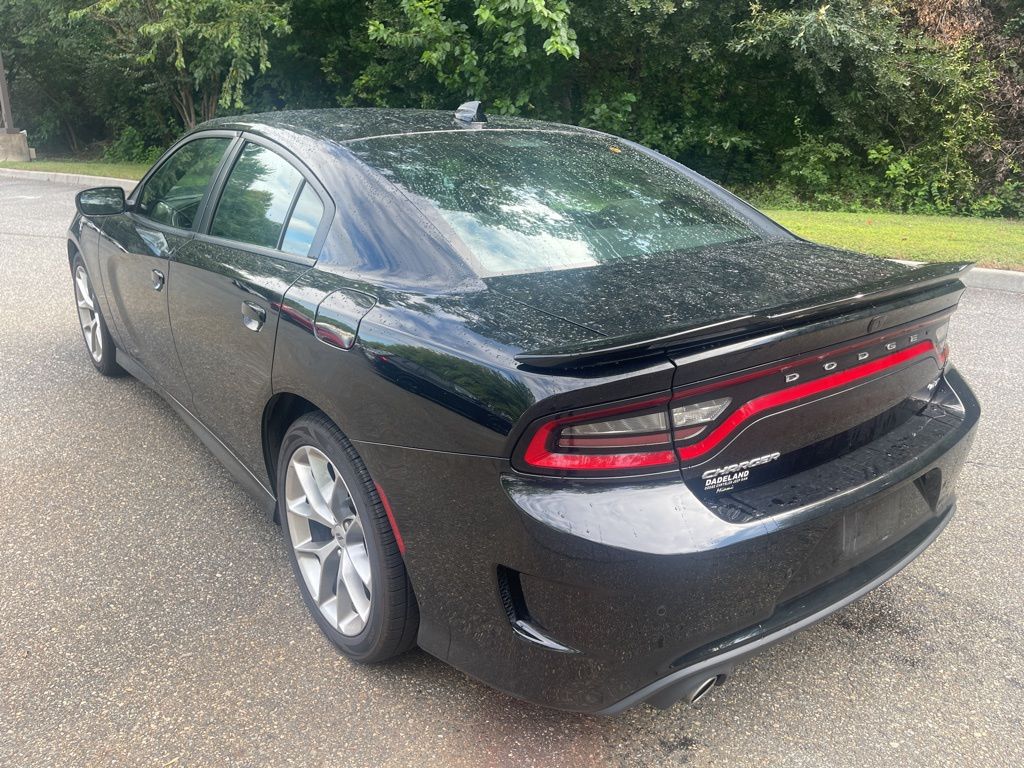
[507,251,969,487]
[486,240,910,340]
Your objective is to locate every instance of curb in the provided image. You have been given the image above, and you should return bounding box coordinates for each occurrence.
[3,166,1023,293]
[892,258,1024,294]
[961,267,1024,294]
[0,167,137,191]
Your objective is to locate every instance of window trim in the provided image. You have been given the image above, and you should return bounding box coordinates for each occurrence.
[194,132,335,265]
[127,129,241,236]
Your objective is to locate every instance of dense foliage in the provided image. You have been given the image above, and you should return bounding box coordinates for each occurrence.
[2,0,1022,215]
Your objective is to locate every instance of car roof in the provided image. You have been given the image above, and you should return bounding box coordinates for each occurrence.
[198,107,588,145]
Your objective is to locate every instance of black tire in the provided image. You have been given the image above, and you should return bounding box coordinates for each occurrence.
[277,411,418,662]
[71,253,123,377]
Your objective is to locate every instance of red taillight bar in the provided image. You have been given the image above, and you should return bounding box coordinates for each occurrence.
[517,336,940,476]
[676,340,936,461]
[521,396,677,471]
[676,313,950,401]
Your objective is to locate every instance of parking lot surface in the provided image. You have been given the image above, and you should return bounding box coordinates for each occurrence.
[1,175,1021,767]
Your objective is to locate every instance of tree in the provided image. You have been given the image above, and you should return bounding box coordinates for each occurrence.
[1,0,115,150]
[74,0,292,128]
[359,0,578,113]
[908,0,1024,209]
[3,0,1021,215]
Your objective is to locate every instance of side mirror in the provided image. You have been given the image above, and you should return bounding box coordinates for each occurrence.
[76,186,126,217]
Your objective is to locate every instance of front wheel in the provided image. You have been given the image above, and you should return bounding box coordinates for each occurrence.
[71,255,122,376]
[278,412,418,662]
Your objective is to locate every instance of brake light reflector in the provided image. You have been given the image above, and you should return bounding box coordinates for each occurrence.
[375,483,406,555]
[935,321,950,365]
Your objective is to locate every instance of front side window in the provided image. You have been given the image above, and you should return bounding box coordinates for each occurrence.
[137,137,231,230]
[210,142,304,250]
[349,131,762,277]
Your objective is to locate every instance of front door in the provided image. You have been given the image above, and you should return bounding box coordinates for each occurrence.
[168,139,326,482]
[98,135,233,404]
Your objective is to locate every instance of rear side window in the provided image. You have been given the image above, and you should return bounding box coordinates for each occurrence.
[210,142,304,250]
[137,137,230,230]
[280,183,324,257]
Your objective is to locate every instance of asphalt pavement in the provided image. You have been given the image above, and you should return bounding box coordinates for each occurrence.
[1,174,1021,767]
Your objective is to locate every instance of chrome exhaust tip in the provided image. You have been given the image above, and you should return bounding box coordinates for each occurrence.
[688,675,719,704]
[644,669,731,710]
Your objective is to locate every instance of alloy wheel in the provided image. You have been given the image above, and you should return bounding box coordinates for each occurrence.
[74,265,103,362]
[284,445,373,636]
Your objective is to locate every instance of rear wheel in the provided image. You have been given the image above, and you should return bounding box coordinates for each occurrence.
[278,412,418,662]
[72,255,122,377]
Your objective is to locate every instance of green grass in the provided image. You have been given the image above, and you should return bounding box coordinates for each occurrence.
[0,158,148,180]
[765,209,1024,271]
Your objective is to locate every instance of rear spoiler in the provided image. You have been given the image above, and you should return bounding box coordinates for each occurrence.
[515,262,973,369]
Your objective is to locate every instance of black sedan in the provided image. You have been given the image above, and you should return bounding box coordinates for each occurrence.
[67,104,979,713]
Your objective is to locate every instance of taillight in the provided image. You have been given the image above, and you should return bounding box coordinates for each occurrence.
[517,394,735,475]
[670,397,731,439]
[674,339,936,461]
[520,397,677,473]
[516,316,947,477]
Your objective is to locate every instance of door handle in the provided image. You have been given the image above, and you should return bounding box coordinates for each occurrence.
[151,269,165,292]
[241,300,267,332]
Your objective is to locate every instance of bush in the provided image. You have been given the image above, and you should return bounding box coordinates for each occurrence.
[102,127,163,165]
[731,2,1008,216]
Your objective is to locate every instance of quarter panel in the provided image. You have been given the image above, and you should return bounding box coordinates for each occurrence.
[270,274,516,456]
[271,268,674,459]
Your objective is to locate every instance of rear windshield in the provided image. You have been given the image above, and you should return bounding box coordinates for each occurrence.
[349,131,761,277]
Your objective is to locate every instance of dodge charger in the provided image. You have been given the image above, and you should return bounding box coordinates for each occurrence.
[66,103,980,712]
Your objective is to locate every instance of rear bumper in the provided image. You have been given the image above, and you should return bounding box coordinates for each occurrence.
[355,367,979,713]
[598,500,955,713]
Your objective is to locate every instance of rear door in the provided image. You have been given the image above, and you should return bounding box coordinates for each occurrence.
[167,136,331,481]
[98,133,233,404]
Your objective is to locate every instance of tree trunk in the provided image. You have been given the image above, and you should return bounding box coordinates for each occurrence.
[170,81,197,130]
[64,120,80,154]
[200,80,221,123]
